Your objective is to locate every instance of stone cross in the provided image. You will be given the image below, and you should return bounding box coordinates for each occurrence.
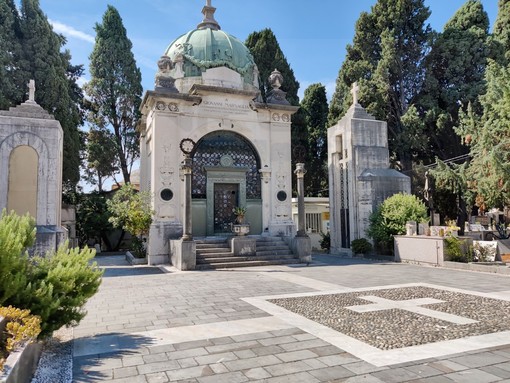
[351,82,359,105]
[28,79,36,102]
[346,296,477,325]
[206,0,211,6]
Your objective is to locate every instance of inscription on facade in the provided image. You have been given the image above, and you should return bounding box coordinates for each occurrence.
[202,98,251,115]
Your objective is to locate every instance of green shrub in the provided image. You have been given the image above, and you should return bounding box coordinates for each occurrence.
[0,306,41,372]
[319,231,330,250]
[0,210,103,338]
[351,238,373,254]
[366,193,428,252]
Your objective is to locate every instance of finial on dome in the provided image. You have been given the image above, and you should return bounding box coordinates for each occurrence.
[197,0,221,30]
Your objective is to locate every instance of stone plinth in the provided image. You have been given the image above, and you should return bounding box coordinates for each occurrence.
[231,237,256,256]
[170,239,196,270]
[394,236,473,266]
[291,236,312,263]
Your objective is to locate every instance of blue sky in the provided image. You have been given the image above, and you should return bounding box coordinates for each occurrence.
[39,0,498,100]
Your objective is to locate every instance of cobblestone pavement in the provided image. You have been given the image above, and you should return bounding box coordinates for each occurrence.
[71,254,510,382]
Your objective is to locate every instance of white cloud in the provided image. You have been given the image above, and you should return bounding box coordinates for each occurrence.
[49,20,95,44]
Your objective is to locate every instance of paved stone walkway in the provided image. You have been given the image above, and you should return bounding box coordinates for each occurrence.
[71,254,510,382]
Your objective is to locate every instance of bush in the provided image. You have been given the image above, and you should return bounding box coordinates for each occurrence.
[319,231,330,250]
[367,193,428,252]
[444,236,473,263]
[0,306,41,372]
[0,210,103,338]
[351,238,373,254]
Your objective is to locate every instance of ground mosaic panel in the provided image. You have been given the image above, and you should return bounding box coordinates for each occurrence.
[269,286,510,350]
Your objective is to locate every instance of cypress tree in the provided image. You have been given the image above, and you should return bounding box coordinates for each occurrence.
[85,5,142,185]
[420,0,490,160]
[493,0,510,63]
[300,83,329,197]
[19,0,82,186]
[328,0,432,173]
[0,0,23,109]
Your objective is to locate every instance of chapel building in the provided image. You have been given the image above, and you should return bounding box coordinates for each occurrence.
[139,1,298,264]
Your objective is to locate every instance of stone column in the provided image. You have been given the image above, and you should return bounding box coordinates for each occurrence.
[291,162,311,263]
[294,163,307,237]
[259,167,272,234]
[181,155,193,241]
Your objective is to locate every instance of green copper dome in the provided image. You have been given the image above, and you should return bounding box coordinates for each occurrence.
[163,1,256,84]
[165,29,255,77]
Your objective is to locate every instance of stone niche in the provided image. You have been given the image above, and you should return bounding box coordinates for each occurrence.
[0,89,66,255]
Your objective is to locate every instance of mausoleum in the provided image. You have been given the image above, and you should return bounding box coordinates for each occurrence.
[139,1,299,264]
[0,81,66,254]
[328,84,411,255]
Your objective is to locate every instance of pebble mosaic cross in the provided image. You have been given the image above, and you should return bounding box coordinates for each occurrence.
[345,295,477,325]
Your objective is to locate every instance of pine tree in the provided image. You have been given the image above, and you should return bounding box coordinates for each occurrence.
[18,0,83,186]
[328,0,432,173]
[0,0,23,109]
[300,83,329,197]
[85,5,142,185]
[420,0,490,160]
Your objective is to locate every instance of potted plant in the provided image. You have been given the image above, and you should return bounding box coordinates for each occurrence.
[232,206,247,224]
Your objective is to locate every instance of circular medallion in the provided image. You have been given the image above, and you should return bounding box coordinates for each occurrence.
[220,154,234,167]
[272,113,280,122]
[179,138,196,154]
[160,188,174,201]
[168,103,179,112]
[156,101,166,111]
[277,190,287,202]
[282,114,290,122]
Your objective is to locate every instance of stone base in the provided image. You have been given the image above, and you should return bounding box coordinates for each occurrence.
[148,221,182,265]
[32,225,67,256]
[125,251,148,265]
[0,341,42,383]
[291,236,312,263]
[231,237,256,256]
[267,221,296,238]
[170,239,196,270]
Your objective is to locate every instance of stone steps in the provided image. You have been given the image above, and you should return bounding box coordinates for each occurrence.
[195,236,299,269]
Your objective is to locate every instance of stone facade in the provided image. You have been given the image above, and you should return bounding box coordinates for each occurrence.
[139,2,298,265]
[0,85,66,255]
[328,87,410,255]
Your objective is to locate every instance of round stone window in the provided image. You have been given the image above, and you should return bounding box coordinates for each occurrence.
[277,190,287,202]
[160,188,174,201]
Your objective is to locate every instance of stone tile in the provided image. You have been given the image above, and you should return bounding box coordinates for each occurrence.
[174,339,215,351]
[205,340,259,354]
[280,339,330,352]
[481,365,510,379]
[258,371,321,383]
[137,360,180,375]
[258,335,298,347]
[243,367,271,380]
[194,352,238,365]
[339,375,386,383]
[165,365,214,382]
[143,353,169,364]
[308,365,356,381]
[223,355,281,371]
[196,371,249,383]
[233,349,257,359]
[178,357,199,368]
[449,352,509,368]
[310,345,347,357]
[428,360,470,373]
[165,347,209,360]
[109,375,148,383]
[113,366,139,379]
[372,367,421,382]
[209,363,229,374]
[303,358,329,369]
[251,345,285,356]
[264,361,313,376]
[343,361,388,375]
[145,372,169,383]
[444,368,502,383]
[275,349,319,362]
[403,363,445,378]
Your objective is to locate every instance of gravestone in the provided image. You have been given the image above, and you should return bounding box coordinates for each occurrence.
[0,80,66,254]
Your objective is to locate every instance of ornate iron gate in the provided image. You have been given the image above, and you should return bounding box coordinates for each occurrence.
[214,183,238,233]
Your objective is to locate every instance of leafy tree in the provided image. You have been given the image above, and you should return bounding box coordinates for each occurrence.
[18,0,83,186]
[84,127,120,192]
[457,61,510,207]
[367,193,428,252]
[0,0,23,109]
[328,0,432,173]
[85,5,142,185]
[300,83,329,196]
[76,192,116,250]
[107,185,152,237]
[419,0,490,160]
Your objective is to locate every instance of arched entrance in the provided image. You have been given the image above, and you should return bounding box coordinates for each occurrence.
[192,131,262,236]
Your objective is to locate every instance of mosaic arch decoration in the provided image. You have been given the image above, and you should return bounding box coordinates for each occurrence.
[191,130,262,199]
